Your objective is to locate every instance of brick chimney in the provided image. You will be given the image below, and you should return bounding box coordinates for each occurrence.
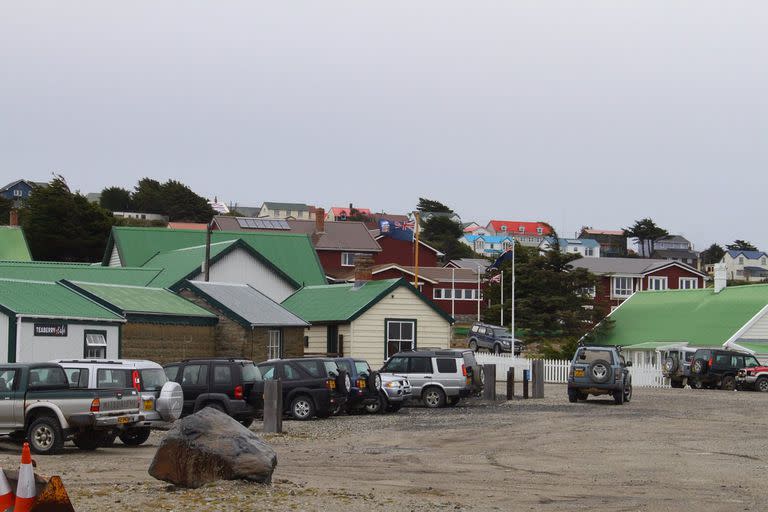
[353,253,374,282]
[9,209,18,227]
[315,208,325,234]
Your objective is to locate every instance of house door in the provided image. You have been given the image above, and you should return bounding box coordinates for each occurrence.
[327,325,339,355]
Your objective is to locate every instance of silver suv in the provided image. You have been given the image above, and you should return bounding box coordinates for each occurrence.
[380,349,481,408]
[567,345,632,405]
[364,373,412,414]
[660,347,697,388]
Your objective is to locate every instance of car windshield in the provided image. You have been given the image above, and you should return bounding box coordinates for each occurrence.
[354,361,370,375]
[576,349,614,364]
[323,361,339,377]
[744,356,761,368]
[139,369,167,391]
[336,360,354,376]
[29,367,69,389]
[493,328,511,338]
[382,357,408,373]
[240,363,262,382]
[684,352,696,362]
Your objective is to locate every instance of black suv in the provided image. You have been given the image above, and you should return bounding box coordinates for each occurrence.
[256,358,350,420]
[333,358,382,413]
[163,358,264,427]
[467,322,522,355]
[689,349,758,390]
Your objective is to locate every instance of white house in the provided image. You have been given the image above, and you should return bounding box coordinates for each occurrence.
[540,237,600,258]
[721,250,768,282]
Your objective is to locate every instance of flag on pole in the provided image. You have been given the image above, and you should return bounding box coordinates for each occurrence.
[489,273,502,283]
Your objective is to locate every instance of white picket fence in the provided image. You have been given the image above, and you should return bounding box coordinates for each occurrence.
[474,353,669,388]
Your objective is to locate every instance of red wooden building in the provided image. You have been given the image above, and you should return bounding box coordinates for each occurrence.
[371,233,443,268]
[569,257,707,311]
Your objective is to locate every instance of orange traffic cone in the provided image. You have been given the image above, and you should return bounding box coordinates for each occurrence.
[14,442,36,512]
[0,468,14,511]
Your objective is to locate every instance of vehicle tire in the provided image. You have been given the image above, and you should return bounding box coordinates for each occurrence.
[624,378,633,403]
[469,339,478,352]
[691,359,708,375]
[367,371,382,392]
[613,388,625,405]
[493,344,502,355]
[365,393,386,414]
[577,391,589,401]
[670,379,684,389]
[290,395,315,420]
[118,427,151,446]
[663,357,679,374]
[588,359,612,384]
[422,387,446,408]
[73,431,102,451]
[756,377,768,393]
[721,375,736,391]
[27,416,64,455]
[386,403,403,413]
[240,418,255,428]
[447,397,460,407]
[331,403,343,416]
[335,370,351,394]
[689,379,703,389]
[99,432,118,447]
[567,388,578,403]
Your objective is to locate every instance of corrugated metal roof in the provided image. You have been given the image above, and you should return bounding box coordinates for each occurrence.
[569,257,704,277]
[0,279,123,321]
[143,240,239,288]
[0,227,32,261]
[0,261,163,285]
[104,227,326,286]
[186,281,308,327]
[68,281,216,318]
[598,285,768,352]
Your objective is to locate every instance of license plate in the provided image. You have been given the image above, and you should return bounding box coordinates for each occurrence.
[117,416,130,424]
[574,369,585,377]
[143,400,154,411]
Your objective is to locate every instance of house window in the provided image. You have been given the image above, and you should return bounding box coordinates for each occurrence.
[341,252,355,267]
[502,241,511,251]
[518,226,525,233]
[739,257,744,265]
[679,277,698,290]
[13,189,23,197]
[433,289,442,299]
[500,225,507,232]
[585,248,594,256]
[84,331,107,359]
[386,320,416,358]
[648,276,668,291]
[475,240,485,252]
[268,330,282,359]
[762,258,766,266]
[536,227,543,234]
[612,277,634,297]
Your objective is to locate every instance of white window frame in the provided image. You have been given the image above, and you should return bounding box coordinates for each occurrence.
[475,240,485,251]
[433,289,443,300]
[341,252,355,267]
[267,329,282,359]
[518,226,525,233]
[386,320,416,357]
[739,257,744,265]
[585,248,593,256]
[679,277,698,290]
[13,189,23,197]
[84,332,107,359]
[500,225,507,232]
[502,241,511,251]
[612,276,634,298]
[536,227,543,234]
[648,276,668,291]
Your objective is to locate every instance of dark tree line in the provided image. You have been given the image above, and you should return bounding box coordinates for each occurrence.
[100,178,215,223]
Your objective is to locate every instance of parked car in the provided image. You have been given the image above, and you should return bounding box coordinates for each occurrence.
[163,358,264,427]
[688,349,758,390]
[660,347,698,388]
[53,359,183,446]
[256,358,350,420]
[364,372,412,414]
[0,363,142,454]
[567,345,632,405]
[332,358,382,413]
[466,322,522,355]
[736,362,768,392]
[379,349,481,408]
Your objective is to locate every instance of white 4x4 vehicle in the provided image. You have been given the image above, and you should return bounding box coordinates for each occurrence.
[52,359,183,446]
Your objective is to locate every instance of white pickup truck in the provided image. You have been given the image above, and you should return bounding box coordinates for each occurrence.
[0,362,143,454]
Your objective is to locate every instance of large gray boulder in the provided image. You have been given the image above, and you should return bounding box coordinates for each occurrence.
[148,407,277,488]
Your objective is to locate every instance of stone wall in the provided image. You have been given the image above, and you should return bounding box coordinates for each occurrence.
[121,323,217,364]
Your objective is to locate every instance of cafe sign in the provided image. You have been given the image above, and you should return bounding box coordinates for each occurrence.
[34,324,68,337]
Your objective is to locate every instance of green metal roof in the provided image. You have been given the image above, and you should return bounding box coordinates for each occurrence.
[0,227,32,261]
[0,279,123,321]
[0,261,164,286]
[142,240,240,289]
[733,341,768,354]
[282,278,454,324]
[66,281,216,318]
[104,227,326,286]
[597,286,768,349]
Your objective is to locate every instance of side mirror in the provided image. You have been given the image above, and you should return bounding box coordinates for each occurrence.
[626,361,633,367]
[579,353,587,360]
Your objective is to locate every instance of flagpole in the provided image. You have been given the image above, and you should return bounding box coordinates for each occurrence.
[476,265,481,321]
[500,270,504,326]
[511,241,515,340]
[414,211,420,289]
[451,267,455,318]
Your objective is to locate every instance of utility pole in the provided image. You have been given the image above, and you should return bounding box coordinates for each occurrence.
[204,219,213,282]
[511,241,515,338]
[500,270,504,326]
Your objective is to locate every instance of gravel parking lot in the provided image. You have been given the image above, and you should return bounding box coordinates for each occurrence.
[1,384,766,511]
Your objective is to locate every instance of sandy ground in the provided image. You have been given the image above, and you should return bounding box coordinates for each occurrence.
[1,384,766,511]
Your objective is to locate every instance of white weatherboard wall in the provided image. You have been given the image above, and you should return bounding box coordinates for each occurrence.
[0,313,8,364]
[350,287,451,368]
[303,324,351,356]
[738,310,768,341]
[108,246,121,267]
[191,247,296,302]
[15,321,120,363]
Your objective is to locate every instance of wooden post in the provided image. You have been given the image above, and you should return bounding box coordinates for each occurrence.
[506,368,515,400]
[482,364,496,401]
[523,369,529,399]
[532,360,545,399]
[263,379,283,433]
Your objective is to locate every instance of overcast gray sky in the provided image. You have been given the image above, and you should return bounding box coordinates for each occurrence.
[1,1,766,250]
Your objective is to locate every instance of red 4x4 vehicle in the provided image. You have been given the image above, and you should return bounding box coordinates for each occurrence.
[736,363,768,392]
